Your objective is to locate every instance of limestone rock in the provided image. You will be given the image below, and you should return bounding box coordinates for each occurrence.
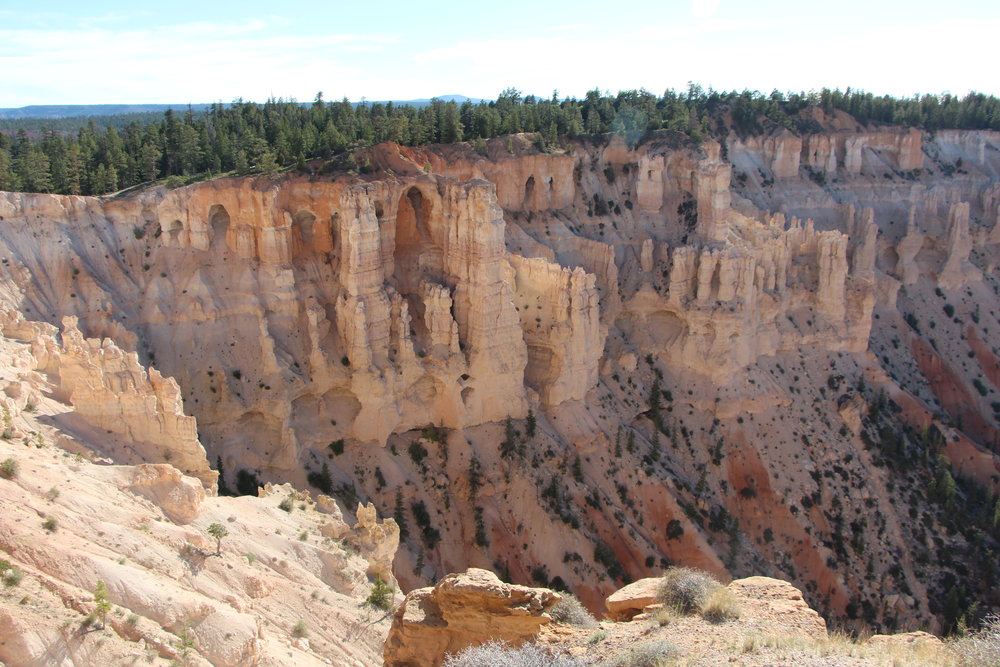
[126,463,206,524]
[939,202,982,290]
[867,630,944,649]
[728,576,827,640]
[0,310,214,488]
[383,568,560,667]
[604,577,662,621]
[896,214,924,285]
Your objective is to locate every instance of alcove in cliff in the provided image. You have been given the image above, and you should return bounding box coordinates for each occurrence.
[208,204,230,249]
[393,187,443,295]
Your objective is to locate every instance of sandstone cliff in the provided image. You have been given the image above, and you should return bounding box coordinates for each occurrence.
[0,317,398,666]
[1,123,1000,639]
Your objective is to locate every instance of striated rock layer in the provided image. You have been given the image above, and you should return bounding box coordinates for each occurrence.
[2,124,1000,638]
[0,320,399,666]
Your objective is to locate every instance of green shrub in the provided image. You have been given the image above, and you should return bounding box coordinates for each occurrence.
[42,517,57,532]
[1,559,24,587]
[278,497,294,513]
[291,620,308,638]
[656,567,721,614]
[407,441,428,465]
[0,457,18,479]
[444,641,584,666]
[365,575,394,610]
[307,462,333,494]
[235,469,260,496]
[548,593,597,628]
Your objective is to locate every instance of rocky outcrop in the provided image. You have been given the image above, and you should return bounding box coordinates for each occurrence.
[510,255,605,405]
[317,497,400,585]
[0,335,394,666]
[728,576,827,640]
[127,463,206,524]
[938,202,982,290]
[0,310,214,487]
[730,133,802,179]
[383,568,560,667]
[4,126,1000,638]
[604,577,662,621]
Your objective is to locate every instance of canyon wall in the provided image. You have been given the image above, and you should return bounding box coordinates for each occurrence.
[2,125,1000,636]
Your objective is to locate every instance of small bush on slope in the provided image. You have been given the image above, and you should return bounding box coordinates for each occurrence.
[444,641,584,667]
[549,592,598,628]
[621,640,683,666]
[656,567,721,614]
[0,457,18,479]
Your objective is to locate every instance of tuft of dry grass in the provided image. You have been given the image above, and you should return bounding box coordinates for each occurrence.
[736,630,956,665]
[655,567,739,623]
[651,605,681,627]
[699,587,741,623]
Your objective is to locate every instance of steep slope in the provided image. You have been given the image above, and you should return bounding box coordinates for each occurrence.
[0,122,998,635]
[0,317,397,666]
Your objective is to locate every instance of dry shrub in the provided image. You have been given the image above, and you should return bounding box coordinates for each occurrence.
[951,614,1000,666]
[549,593,598,628]
[656,567,721,614]
[444,641,584,667]
[651,605,680,627]
[620,640,682,666]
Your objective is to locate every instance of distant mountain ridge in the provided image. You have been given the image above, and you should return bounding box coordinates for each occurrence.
[0,96,481,120]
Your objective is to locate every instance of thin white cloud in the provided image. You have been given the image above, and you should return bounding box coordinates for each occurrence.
[1,13,998,106]
[0,20,401,105]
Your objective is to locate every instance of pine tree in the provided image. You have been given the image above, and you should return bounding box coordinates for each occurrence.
[140,142,161,182]
[394,489,408,541]
[64,142,82,194]
[18,149,52,193]
[93,580,112,629]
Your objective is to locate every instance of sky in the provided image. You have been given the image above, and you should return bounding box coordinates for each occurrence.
[1,0,998,107]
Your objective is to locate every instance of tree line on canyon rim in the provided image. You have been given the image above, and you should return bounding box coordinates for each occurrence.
[1,86,999,196]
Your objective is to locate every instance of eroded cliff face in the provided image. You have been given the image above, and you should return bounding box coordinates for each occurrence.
[2,124,1000,636]
[0,315,398,666]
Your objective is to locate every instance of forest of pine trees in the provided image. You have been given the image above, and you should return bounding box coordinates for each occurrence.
[1,86,998,196]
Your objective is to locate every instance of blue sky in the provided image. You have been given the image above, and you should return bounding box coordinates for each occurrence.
[1,0,998,106]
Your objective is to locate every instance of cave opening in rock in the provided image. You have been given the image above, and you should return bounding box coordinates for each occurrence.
[166,219,183,245]
[392,187,446,357]
[524,176,535,206]
[393,187,442,295]
[208,204,230,249]
[293,209,316,244]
